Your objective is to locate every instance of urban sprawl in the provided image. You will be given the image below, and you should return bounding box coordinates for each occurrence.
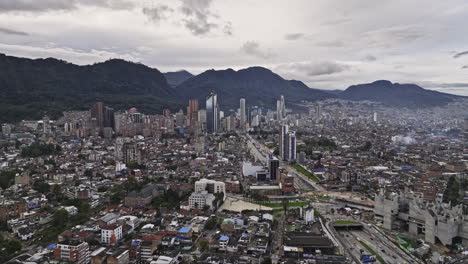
[1,93,468,264]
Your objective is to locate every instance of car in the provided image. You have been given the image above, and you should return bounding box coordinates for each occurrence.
[381,249,386,253]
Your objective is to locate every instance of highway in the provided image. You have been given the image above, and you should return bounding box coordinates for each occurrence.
[244,133,420,264]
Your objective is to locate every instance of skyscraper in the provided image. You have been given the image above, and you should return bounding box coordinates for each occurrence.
[276,95,286,120]
[287,131,296,161]
[280,95,286,119]
[268,157,279,181]
[240,98,246,130]
[91,101,105,129]
[187,99,199,126]
[279,124,296,161]
[276,100,282,120]
[206,92,219,134]
[279,124,289,160]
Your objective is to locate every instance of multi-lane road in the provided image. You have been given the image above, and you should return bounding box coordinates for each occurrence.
[244,134,421,264]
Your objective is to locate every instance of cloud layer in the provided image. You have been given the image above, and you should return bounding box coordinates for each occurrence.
[0,0,468,96]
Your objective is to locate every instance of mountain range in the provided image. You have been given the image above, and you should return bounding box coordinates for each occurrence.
[338,80,461,107]
[175,67,332,110]
[0,53,463,123]
[164,70,194,88]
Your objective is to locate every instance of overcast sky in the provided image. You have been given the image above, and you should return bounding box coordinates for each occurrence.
[1,0,468,95]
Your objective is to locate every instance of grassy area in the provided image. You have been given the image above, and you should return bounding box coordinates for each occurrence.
[255,201,310,208]
[333,221,361,225]
[358,240,386,264]
[292,164,320,182]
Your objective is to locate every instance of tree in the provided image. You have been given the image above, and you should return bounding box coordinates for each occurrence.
[443,176,461,205]
[52,209,69,229]
[84,169,93,178]
[204,217,217,230]
[0,170,18,189]
[33,181,50,194]
[5,239,22,255]
[0,220,9,231]
[200,240,209,252]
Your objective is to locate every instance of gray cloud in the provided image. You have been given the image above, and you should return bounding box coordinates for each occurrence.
[0,0,132,13]
[284,33,304,41]
[321,17,351,26]
[453,50,468,59]
[276,61,350,77]
[223,22,233,36]
[315,40,344,47]
[462,65,468,69]
[143,5,174,23]
[180,0,217,36]
[364,54,377,61]
[0,27,28,36]
[240,41,274,59]
[419,81,468,89]
[364,25,425,49]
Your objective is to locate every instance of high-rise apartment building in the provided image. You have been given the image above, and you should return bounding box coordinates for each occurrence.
[206,92,219,134]
[287,131,296,161]
[279,125,296,161]
[268,157,280,181]
[187,99,199,126]
[279,125,289,160]
[240,98,246,130]
[276,95,286,120]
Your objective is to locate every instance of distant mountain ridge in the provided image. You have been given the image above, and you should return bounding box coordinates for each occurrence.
[164,70,194,87]
[175,66,334,109]
[0,53,180,122]
[0,53,463,123]
[339,80,462,107]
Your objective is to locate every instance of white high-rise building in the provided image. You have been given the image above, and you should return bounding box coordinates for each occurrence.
[373,112,378,122]
[279,125,289,160]
[276,100,282,120]
[279,125,296,161]
[240,98,246,130]
[280,95,285,118]
[206,92,219,134]
[287,131,296,161]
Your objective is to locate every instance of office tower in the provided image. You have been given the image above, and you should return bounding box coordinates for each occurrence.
[91,101,105,129]
[206,92,219,134]
[104,106,114,129]
[240,98,246,130]
[268,157,279,181]
[287,131,296,161]
[279,125,289,161]
[175,109,185,127]
[373,112,378,122]
[187,99,199,126]
[280,95,286,118]
[198,110,207,124]
[276,100,282,120]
